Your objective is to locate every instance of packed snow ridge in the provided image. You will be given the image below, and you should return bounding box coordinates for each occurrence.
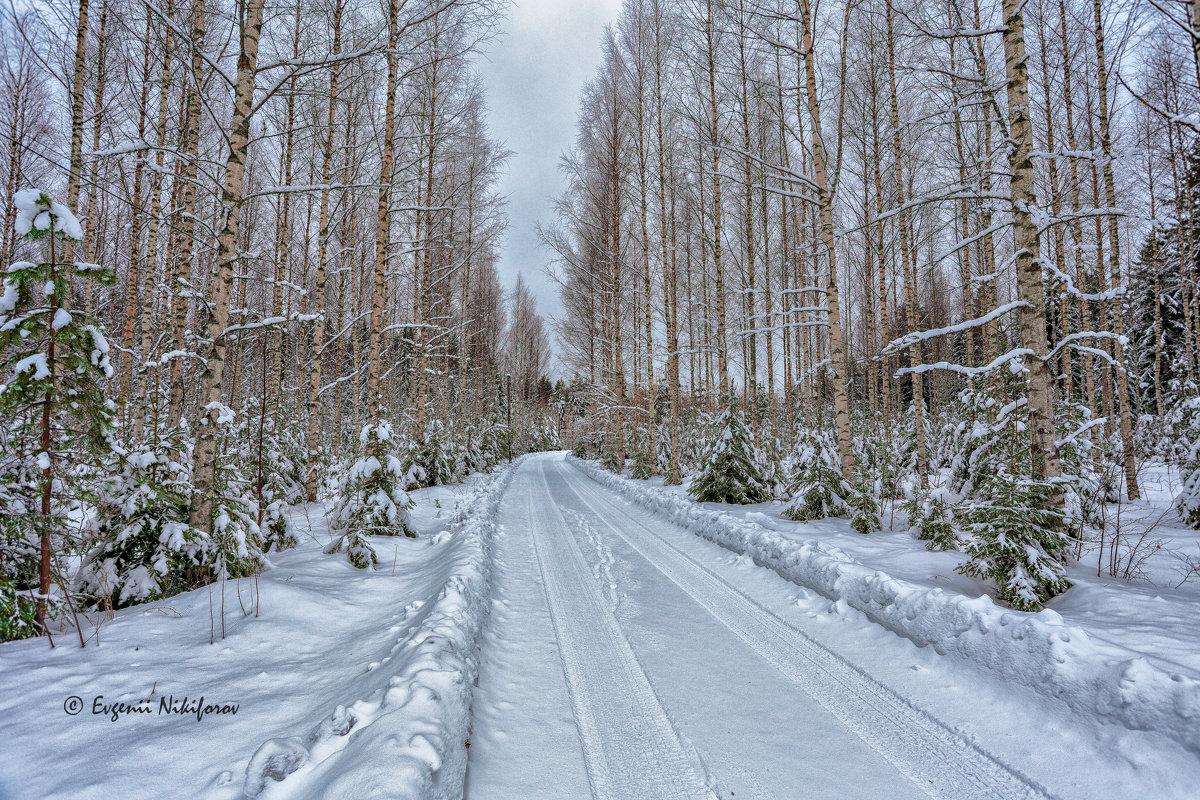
[241,456,525,799]
[567,456,1200,754]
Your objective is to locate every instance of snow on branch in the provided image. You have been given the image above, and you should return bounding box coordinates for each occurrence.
[223,312,319,339]
[1039,257,1125,302]
[1045,331,1128,362]
[881,302,1027,357]
[895,348,1035,379]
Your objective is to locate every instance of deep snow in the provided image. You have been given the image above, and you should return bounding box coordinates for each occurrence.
[568,456,1200,757]
[0,463,517,800]
[3,452,1198,799]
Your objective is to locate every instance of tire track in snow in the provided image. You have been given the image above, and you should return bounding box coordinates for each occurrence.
[564,508,621,615]
[559,466,1058,800]
[526,461,717,800]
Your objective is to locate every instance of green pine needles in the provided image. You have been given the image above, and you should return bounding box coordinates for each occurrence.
[688,408,769,504]
[0,190,115,633]
[328,421,415,569]
[957,476,1071,612]
[783,429,879,533]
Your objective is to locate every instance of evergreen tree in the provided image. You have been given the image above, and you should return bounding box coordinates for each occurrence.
[680,411,715,476]
[1177,395,1200,529]
[0,189,115,633]
[629,423,655,479]
[903,487,960,551]
[0,468,40,640]
[951,375,1073,610]
[78,425,197,607]
[783,429,849,521]
[1129,226,1188,420]
[196,402,265,582]
[409,420,456,487]
[327,421,414,569]
[688,409,769,504]
[239,399,299,554]
[957,476,1071,611]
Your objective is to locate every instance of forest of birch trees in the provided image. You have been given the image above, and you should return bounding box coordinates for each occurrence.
[548,0,1200,609]
[4,0,1200,639]
[0,0,561,638]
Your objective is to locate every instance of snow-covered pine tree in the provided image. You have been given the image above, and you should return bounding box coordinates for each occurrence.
[958,475,1071,611]
[197,402,265,582]
[859,423,906,503]
[459,421,501,475]
[240,395,299,553]
[1129,224,1188,436]
[654,419,676,481]
[410,420,456,487]
[755,430,789,501]
[327,420,414,568]
[903,486,959,551]
[79,425,198,608]
[951,372,1072,610]
[1177,394,1200,529]
[688,408,769,504]
[629,423,655,479]
[784,429,874,527]
[528,414,560,453]
[846,482,882,535]
[1054,398,1107,539]
[782,431,849,525]
[0,189,115,634]
[680,410,715,476]
[0,467,40,640]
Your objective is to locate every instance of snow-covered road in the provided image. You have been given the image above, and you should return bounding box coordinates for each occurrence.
[466,453,1073,800]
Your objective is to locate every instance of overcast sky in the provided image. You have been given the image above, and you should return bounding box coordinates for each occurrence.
[480,0,623,365]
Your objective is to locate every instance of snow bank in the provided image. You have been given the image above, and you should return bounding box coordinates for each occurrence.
[567,456,1200,754]
[246,457,526,799]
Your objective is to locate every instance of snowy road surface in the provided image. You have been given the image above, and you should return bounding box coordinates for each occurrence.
[465,453,1185,800]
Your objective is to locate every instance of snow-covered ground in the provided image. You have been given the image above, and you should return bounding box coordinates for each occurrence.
[467,454,1197,799]
[570,456,1200,757]
[4,452,1198,799]
[0,467,515,800]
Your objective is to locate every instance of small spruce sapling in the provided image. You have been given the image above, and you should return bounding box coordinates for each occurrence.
[847,481,882,534]
[957,475,1071,611]
[783,429,880,531]
[0,189,115,633]
[783,429,848,521]
[629,424,655,479]
[328,420,414,568]
[688,408,769,504]
[951,368,1072,610]
[200,402,264,582]
[80,428,197,607]
[1177,395,1200,529]
[903,486,960,551]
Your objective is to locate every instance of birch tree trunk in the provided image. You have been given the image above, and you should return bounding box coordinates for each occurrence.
[884,0,927,486]
[799,0,855,482]
[166,0,207,435]
[305,0,344,501]
[121,13,153,425]
[705,0,729,402]
[189,0,269,532]
[1090,0,1140,499]
[365,0,401,431]
[66,0,90,216]
[134,4,173,442]
[1002,0,1063,493]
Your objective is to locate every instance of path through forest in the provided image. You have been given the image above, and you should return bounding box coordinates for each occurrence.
[465,453,1099,800]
